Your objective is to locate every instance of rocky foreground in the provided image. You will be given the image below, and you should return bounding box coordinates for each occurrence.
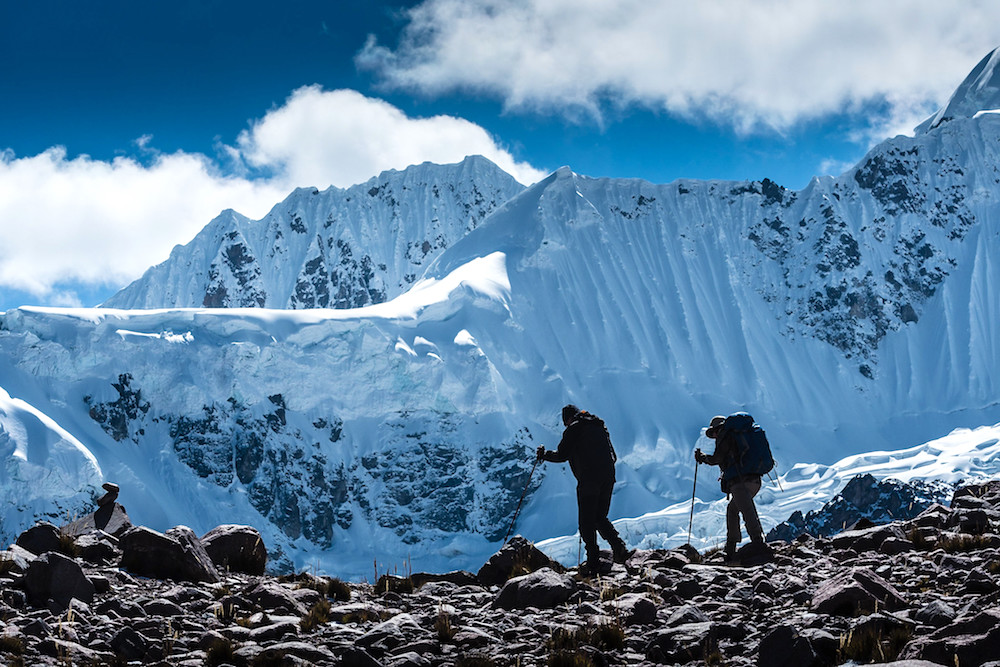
[2,482,1000,666]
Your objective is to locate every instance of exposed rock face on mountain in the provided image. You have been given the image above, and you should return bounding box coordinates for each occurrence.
[103,156,525,310]
[2,480,999,666]
[766,473,951,542]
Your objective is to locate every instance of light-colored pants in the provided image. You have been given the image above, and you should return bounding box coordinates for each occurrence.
[727,476,764,554]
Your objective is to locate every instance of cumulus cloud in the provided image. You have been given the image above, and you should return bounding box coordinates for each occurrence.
[236,86,546,188]
[0,90,544,306]
[0,148,285,299]
[358,0,1000,133]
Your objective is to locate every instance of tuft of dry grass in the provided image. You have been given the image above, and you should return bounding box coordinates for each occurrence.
[300,599,331,632]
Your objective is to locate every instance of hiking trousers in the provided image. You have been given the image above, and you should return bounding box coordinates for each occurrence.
[577,479,626,562]
[726,476,764,554]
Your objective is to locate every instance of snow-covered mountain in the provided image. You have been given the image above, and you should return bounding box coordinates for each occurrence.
[3,50,1000,579]
[103,156,525,309]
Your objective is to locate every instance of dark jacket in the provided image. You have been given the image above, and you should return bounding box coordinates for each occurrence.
[543,413,617,488]
[703,429,759,491]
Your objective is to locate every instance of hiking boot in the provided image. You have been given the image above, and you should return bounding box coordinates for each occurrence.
[579,555,612,577]
[612,547,635,564]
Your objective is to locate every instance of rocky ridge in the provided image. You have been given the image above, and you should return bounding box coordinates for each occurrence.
[2,480,1000,666]
[103,156,525,310]
[765,473,953,543]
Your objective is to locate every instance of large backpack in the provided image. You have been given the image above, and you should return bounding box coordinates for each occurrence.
[720,412,775,481]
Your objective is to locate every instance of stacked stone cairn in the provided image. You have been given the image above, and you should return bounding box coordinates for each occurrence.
[0,480,999,666]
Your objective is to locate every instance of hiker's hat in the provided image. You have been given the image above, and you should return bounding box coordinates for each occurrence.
[705,415,726,438]
[562,404,580,423]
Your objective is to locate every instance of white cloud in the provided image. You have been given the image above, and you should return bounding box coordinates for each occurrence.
[236,86,545,188]
[358,0,1000,133]
[0,91,544,306]
[0,147,285,298]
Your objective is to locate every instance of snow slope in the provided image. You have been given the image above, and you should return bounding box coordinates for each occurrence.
[2,52,1000,579]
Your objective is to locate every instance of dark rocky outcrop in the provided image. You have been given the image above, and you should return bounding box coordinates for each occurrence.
[119,525,220,583]
[22,551,95,609]
[201,524,267,575]
[767,473,948,542]
[476,535,564,587]
[62,502,132,538]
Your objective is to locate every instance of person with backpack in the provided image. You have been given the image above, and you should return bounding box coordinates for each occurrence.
[694,413,773,563]
[536,404,631,573]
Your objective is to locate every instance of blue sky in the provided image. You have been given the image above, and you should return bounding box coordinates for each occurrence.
[2,0,999,311]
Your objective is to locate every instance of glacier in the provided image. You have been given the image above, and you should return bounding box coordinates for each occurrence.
[3,51,1000,579]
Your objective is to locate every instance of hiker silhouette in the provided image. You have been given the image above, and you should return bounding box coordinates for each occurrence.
[695,413,773,564]
[536,404,631,573]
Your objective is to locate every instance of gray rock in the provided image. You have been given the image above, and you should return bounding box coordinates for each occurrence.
[109,626,149,661]
[264,640,337,663]
[880,537,915,555]
[23,551,95,609]
[356,612,423,652]
[62,502,132,538]
[812,567,907,616]
[74,531,120,565]
[494,567,576,610]
[247,580,307,616]
[645,621,717,664]
[900,609,1000,665]
[665,604,709,627]
[120,525,220,583]
[249,620,299,643]
[340,645,385,667]
[757,624,817,667]
[143,598,185,617]
[15,522,62,556]
[608,593,657,625]
[961,568,998,594]
[477,536,564,587]
[200,524,268,575]
[915,600,957,627]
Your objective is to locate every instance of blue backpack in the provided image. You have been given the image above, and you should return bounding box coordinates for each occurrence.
[720,413,775,481]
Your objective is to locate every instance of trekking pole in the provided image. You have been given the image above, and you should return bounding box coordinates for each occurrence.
[503,456,539,545]
[687,460,699,545]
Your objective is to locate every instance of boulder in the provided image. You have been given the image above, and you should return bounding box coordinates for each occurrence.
[2,544,38,573]
[951,481,1000,508]
[947,508,992,534]
[108,626,149,662]
[74,531,120,565]
[608,593,657,626]
[645,622,718,664]
[62,502,132,538]
[120,526,220,583]
[97,482,120,506]
[664,604,709,627]
[812,568,907,616]
[15,522,62,556]
[494,568,576,610]
[914,600,957,628]
[477,536,563,587]
[899,609,1000,665]
[246,580,307,616]
[200,524,267,575]
[410,570,478,588]
[757,624,818,667]
[23,551,95,609]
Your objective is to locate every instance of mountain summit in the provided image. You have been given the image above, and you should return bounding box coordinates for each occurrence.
[103,156,524,309]
[916,46,1000,133]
